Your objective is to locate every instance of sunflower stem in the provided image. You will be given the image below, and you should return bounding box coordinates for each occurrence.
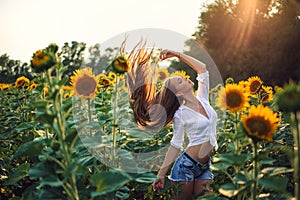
[87,99,92,136]
[47,67,79,200]
[252,140,258,200]
[293,111,300,200]
[112,75,118,155]
[234,112,240,154]
[42,72,50,139]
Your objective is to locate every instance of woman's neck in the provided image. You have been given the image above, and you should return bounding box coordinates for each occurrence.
[182,93,198,106]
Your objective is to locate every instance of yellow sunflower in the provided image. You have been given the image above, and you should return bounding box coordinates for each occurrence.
[64,92,73,98]
[0,83,12,90]
[108,71,117,83]
[61,85,73,98]
[70,67,99,99]
[217,83,250,113]
[241,104,280,141]
[29,82,38,90]
[98,74,112,88]
[247,76,262,94]
[110,55,131,74]
[259,85,273,103]
[98,73,107,80]
[62,85,73,91]
[15,76,30,88]
[44,86,49,96]
[169,70,190,79]
[238,80,249,91]
[157,68,169,82]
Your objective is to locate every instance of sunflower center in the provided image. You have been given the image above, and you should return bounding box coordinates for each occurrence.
[75,75,97,96]
[159,72,167,80]
[250,81,261,93]
[226,91,242,108]
[246,117,270,136]
[17,80,25,86]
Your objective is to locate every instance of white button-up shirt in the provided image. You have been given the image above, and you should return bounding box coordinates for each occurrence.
[170,71,218,150]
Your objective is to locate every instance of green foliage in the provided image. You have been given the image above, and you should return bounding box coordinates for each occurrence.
[0,85,38,198]
[1,43,166,200]
[0,40,297,199]
[274,81,300,199]
[210,79,295,199]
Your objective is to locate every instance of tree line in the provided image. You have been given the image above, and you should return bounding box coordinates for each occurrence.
[192,0,300,86]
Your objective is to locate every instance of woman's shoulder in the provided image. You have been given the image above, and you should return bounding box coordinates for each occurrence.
[175,105,198,117]
[196,95,209,104]
[174,105,187,117]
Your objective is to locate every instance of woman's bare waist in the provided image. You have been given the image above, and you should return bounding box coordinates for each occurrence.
[185,141,212,163]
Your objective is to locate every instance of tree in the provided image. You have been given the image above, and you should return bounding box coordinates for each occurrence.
[193,0,300,86]
[58,41,86,78]
[169,38,221,89]
[0,54,32,83]
[86,44,118,75]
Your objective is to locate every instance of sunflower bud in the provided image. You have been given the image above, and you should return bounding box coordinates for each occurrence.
[275,81,300,112]
[110,55,130,74]
[30,44,58,73]
[225,77,234,84]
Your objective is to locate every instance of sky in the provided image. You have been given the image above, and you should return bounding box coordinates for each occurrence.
[0,0,211,62]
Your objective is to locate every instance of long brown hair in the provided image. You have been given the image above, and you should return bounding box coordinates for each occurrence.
[126,40,181,131]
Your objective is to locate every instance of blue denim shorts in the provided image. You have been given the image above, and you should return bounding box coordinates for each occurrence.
[168,152,212,182]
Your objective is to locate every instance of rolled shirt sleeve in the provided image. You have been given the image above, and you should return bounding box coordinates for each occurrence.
[170,112,185,150]
[196,71,209,100]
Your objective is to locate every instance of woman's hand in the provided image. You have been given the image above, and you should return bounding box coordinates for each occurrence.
[160,50,180,60]
[152,176,165,192]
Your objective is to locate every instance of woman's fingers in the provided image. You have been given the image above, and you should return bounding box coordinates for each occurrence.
[152,180,159,191]
[160,50,170,60]
[159,51,166,60]
[152,178,165,192]
[160,50,179,60]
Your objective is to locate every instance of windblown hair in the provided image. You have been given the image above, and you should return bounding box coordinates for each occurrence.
[125,39,181,131]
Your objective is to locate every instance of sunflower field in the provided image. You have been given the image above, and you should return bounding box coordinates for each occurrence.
[0,42,300,200]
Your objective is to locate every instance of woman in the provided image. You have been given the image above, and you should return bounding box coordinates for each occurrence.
[127,48,218,199]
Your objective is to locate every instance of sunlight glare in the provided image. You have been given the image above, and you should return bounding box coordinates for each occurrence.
[229,0,258,53]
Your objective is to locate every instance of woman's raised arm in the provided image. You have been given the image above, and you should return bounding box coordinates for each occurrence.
[160,50,207,74]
